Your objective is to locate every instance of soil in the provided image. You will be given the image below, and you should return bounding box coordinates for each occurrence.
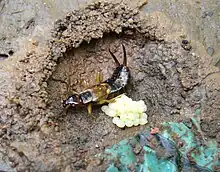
[0,0,219,171]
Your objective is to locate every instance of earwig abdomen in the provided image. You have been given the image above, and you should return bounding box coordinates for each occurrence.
[79,83,110,104]
[104,65,129,94]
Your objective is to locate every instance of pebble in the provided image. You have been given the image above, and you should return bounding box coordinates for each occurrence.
[55,126,59,132]
[182,40,189,44]
[202,11,214,18]
[181,39,192,51]
[157,50,163,57]
[207,47,214,56]
[128,18,134,24]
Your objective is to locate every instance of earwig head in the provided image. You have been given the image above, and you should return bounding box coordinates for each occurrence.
[109,44,127,67]
[63,94,80,107]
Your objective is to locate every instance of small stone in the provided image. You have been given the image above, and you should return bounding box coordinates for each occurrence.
[182,39,189,44]
[202,12,206,18]
[157,50,163,57]
[133,143,142,154]
[26,51,34,57]
[207,47,214,56]
[202,11,214,18]
[157,45,163,50]
[181,40,192,51]
[128,18,134,24]
[136,72,145,82]
[55,126,59,132]
[32,40,39,46]
[163,50,168,56]
[207,11,214,17]
[9,161,17,168]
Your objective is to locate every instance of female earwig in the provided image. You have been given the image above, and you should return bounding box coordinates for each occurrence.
[63,44,130,114]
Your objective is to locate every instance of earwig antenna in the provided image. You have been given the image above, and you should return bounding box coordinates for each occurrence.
[109,49,120,67]
[122,44,127,66]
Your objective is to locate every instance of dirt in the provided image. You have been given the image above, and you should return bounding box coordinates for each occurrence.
[143,0,220,67]
[0,0,88,58]
[0,0,219,171]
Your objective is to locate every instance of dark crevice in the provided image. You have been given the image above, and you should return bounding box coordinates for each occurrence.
[0,53,9,60]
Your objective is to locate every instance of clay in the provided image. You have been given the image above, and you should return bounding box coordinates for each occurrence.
[0,1,219,171]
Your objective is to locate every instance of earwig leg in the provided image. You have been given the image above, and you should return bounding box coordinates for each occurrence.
[81,79,90,89]
[87,103,92,114]
[97,95,122,104]
[95,72,103,83]
[87,103,96,119]
[98,94,125,105]
[109,49,120,67]
[122,44,127,66]
[70,90,79,94]
[97,99,115,105]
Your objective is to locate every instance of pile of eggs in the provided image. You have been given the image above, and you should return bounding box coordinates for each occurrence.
[101,94,148,128]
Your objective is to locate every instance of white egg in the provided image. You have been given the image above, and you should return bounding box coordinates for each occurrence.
[101,105,109,113]
[106,109,116,117]
[133,119,140,126]
[139,115,148,125]
[125,120,133,127]
[119,113,127,121]
[113,117,125,128]
[138,100,147,112]
[127,113,137,121]
[142,113,148,120]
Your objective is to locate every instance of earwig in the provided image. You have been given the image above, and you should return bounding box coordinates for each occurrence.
[63,44,130,114]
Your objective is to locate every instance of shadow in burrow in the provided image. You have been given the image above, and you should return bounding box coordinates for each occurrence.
[45,30,200,151]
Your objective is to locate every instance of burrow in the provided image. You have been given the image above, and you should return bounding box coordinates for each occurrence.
[45,2,204,169]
